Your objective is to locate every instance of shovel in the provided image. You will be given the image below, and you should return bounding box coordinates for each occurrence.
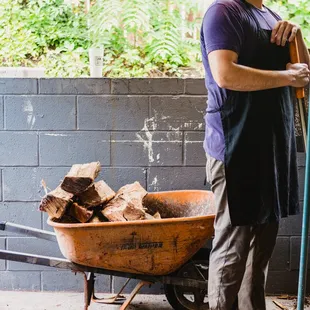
[290,37,310,310]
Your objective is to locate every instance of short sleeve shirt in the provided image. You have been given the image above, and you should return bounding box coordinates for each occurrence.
[200,0,281,161]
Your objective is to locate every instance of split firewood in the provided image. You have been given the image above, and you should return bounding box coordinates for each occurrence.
[273,300,288,310]
[39,185,73,220]
[102,182,148,222]
[53,214,79,224]
[69,202,93,223]
[78,180,115,207]
[153,212,161,219]
[123,203,146,221]
[61,162,101,195]
[145,213,155,220]
[89,215,101,223]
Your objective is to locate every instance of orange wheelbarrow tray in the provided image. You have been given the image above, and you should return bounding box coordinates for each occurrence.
[0,190,215,310]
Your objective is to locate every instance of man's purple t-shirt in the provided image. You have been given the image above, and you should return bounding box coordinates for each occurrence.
[200,0,281,161]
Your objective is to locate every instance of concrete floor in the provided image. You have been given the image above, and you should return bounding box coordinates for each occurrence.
[0,292,308,310]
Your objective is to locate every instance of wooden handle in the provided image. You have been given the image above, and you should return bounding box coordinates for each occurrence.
[289,38,305,99]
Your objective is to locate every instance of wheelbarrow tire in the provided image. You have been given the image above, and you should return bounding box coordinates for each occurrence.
[164,249,210,310]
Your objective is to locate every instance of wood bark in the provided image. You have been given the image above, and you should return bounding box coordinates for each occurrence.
[61,162,101,194]
[102,182,148,222]
[69,202,94,223]
[78,180,115,207]
[39,186,73,220]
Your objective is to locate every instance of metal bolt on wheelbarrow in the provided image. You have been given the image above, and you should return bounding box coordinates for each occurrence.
[0,190,215,310]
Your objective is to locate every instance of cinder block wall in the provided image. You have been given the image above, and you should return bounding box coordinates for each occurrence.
[0,78,306,294]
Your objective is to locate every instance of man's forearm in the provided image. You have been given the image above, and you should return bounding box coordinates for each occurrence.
[217,63,293,91]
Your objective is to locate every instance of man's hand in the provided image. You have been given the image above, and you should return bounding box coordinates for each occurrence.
[271,21,300,46]
[286,63,310,88]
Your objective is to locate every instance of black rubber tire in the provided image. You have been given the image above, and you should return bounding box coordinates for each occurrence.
[164,283,189,310]
[164,248,211,310]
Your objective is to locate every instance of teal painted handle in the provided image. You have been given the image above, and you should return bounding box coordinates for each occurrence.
[297,90,310,310]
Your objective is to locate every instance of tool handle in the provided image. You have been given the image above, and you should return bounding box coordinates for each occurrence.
[289,38,305,99]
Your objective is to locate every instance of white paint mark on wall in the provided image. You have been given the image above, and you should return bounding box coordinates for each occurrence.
[150,176,159,191]
[45,133,68,137]
[136,119,155,163]
[23,100,36,129]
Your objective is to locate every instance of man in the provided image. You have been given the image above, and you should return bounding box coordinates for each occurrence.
[200,0,310,309]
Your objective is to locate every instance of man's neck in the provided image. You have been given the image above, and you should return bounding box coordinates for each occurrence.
[245,0,264,9]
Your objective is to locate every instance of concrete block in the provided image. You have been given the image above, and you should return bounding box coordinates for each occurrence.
[184,79,207,95]
[96,167,147,191]
[7,237,62,271]
[39,132,110,166]
[269,237,290,271]
[0,169,2,201]
[0,271,41,291]
[298,166,305,199]
[3,167,69,201]
[0,78,37,94]
[0,96,3,129]
[290,236,310,270]
[0,202,41,236]
[5,96,75,130]
[39,78,110,95]
[42,271,111,292]
[111,132,183,166]
[77,96,148,130]
[0,238,5,270]
[0,132,38,166]
[184,132,206,166]
[113,276,164,294]
[278,213,302,236]
[297,152,306,167]
[111,78,184,95]
[266,271,310,294]
[149,96,206,130]
[148,167,209,192]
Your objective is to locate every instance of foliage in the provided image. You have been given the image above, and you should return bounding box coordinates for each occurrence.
[0,0,309,77]
[89,0,202,77]
[266,0,310,46]
[0,0,89,75]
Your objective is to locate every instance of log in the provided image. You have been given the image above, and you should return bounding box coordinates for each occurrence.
[102,182,148,222]
[39,186,73,220]
[61,162,101,195]
[69,202,93,223]
[123,203,146,221]
[89,215,101,223]
[78,180,115,207]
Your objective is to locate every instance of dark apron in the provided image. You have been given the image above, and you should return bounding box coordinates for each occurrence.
[221,2,300,226]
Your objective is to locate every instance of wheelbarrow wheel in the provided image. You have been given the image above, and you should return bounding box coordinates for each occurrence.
[164,255,209,310]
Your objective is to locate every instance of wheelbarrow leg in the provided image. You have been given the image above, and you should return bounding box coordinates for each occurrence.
[82,272,95,310]
[120,280,152,310]
[92,278,129,304]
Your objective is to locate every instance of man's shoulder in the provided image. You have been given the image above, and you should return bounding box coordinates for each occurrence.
[208,0,247,13]
[204,0,252,27]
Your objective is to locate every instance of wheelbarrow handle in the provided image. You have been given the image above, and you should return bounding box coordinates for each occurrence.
[289,38,306,99]
[0,221,56,242]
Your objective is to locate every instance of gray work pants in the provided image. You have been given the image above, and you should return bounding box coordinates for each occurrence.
[206,154,279,310]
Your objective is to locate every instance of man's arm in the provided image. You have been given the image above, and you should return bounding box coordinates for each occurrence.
[271,21,310,67]
[208,49,310,92]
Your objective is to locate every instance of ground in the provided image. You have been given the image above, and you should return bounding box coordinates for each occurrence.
[0,292,309,310]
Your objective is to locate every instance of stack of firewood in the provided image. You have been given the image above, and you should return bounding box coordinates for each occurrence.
[39,162,161,223]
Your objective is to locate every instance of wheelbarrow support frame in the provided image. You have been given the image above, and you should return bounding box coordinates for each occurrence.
[0,221,208,310]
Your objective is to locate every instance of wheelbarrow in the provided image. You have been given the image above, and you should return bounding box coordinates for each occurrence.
[0,190,215,310]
